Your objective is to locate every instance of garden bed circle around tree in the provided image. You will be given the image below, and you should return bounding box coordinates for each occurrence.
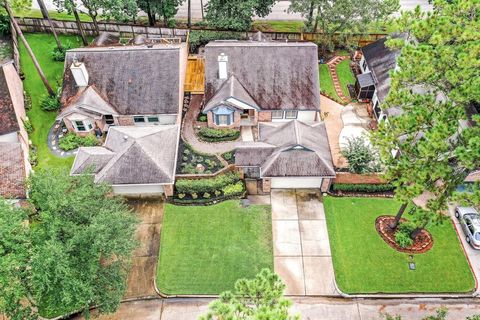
[375,215,434,254]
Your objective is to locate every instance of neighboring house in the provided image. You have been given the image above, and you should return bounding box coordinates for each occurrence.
[235,120,335,193]
[355,35,403,122]
[71,126,180,197]
[57,42,188,136]
[0,61,31,200]
[202,38,321,128]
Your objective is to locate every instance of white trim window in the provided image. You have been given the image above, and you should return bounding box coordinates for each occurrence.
[285,110,298,119]
[216,114,231,126]
[271,110,284,119]
[73,120,93,132]
[133,115,160,124]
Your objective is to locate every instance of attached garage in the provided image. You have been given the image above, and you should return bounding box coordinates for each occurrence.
[270,177,323,189]
[112,184,164,196]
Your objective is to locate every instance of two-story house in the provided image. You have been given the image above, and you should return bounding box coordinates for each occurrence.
[0,61,31,200]
[201,38,321,128]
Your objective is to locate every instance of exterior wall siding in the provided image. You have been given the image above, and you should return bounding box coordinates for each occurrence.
[333,172,385,184]
[258,111,272,122]
[112,184,165,196]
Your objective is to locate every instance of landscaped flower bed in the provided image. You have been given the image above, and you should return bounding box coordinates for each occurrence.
[58,132,99,151]
[221,151,235,164]
[197,127,240,142]
[177,141,224,174]
[174,172,245,204]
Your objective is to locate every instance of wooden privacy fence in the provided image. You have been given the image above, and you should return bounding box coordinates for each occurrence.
[15,17,387,47]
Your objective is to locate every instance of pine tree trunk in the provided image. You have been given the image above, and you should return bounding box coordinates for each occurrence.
[389,203,408,230]
[187,0,191,28]
[200,0,204,20]
[71,2,88,46]
[37,0,62,49]
[146,1,155,26]
[5,0,55,96]
[91,14,100,35]
[306,0,315,30]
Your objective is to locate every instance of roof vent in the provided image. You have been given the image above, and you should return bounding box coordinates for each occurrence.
[70,60,89,87]
[123,135,128,141]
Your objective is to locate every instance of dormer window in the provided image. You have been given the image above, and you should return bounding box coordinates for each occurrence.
[218,53,228,79]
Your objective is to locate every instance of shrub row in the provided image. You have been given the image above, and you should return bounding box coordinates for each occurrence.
[189,30,244,53]
[175,172,241,194]
[59,133,99,151]
[198,127,240,142]
[332,183,395,193]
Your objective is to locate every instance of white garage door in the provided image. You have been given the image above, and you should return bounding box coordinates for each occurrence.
[112,184,164,196]
[270,177,323,189]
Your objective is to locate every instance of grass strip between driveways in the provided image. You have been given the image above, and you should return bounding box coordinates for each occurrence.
[19,33,88,170]
[319,63,342,103]
[156,200,273,295]
[324,196,475,294]
[336,58,356,98]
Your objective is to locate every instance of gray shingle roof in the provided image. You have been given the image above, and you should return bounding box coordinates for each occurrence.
[71,126,180,185]
[57,86,118,120]
[0,143,26,199]
[203,75,259,112]
[0,62,19,135]
[205,41,320,111]
[235,120,335,177]
[61,44,185,115]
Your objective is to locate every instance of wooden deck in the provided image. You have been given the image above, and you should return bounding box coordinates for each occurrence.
[184,55,205,94]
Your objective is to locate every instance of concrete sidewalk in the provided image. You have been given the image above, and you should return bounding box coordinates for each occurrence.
[272,189,340,296]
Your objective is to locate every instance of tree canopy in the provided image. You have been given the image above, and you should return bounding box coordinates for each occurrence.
[371,0,480,227]
[200,268,299,320]
[205,0,276,31]
[0,170,139,319]
[289,0,399,53]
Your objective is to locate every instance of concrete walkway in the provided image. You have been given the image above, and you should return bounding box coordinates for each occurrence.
[449,204,480,296]
[181,95,237,154]
[321,95,347,169]
[272,189,340,296]
[124,198,164,299]
[75,297,480,320]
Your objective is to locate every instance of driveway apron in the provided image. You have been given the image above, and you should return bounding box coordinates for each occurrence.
[271,189,340,296]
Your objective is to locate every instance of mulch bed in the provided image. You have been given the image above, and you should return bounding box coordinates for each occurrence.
[375,215,434,254]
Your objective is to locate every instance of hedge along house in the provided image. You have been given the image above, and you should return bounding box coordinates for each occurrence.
[201,38,321,128]
[57,41,188,136]
[235,120,335,193]
[71,125,180,197]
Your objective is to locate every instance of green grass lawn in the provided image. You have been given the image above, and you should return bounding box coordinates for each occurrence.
[14,8,93,21]
[319,63,342,103]
[252,20,304,32]
[19,33,87,170]
[336,59,356,98]
[156,200,273,294]
[324,197,475,294]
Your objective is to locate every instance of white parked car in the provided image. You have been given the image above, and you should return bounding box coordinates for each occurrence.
[455,206,480,249]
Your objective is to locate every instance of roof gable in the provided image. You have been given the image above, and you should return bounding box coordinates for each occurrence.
[203,75,259,112]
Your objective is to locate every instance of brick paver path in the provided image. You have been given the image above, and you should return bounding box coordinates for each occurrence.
[182,95,237,154]
[326,56,351,104]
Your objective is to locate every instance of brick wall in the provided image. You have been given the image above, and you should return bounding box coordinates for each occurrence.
[207,111,241,129]
[262,178,271,193]
[258,111,272,122]
[333,172,385,184]
[164,184,174,197]
[117,116,135,126]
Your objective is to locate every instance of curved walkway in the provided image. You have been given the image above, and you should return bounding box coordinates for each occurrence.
[182,95,238,155]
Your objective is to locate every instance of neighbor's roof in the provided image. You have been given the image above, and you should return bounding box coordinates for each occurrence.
[0,62,20,136]
[204,41,320,111]
[61,43,186,115]
[0,143,26,199]
[235,120,335,177]
[71,126,180,185]
[362,36,402,104]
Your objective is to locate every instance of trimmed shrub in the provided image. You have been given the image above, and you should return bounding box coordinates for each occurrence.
[341,136,381,174]
[198,127,240,142]
[332,183,394,193]
[175,172,241,194]
[178,193,186,199]
[0,13,10,35]
[189,30,244,53]
[23,119,33,134]
[29,147,38,166]
[222,152,233,161]
[222,181,245,197]
[40,93,61,111]
[24,93,32,111]
[395,231,414,248]
[59,133,99,151]
[214,190,221,197]
[191,193,198,199]
[198,115,207,122]
[203,192,211,199]
[51,41,73,62]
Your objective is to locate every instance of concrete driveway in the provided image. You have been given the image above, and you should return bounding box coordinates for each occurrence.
[448,204,480,295]
[271,189,340,296]
[124,198,164,299]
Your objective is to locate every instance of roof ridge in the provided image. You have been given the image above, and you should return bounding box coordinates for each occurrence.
[94,140,134,182]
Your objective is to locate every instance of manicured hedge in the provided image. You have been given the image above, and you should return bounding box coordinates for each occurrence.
[198,127,240,142]
[58,133,99,151]
[332,183,395,193]
[175,172,242,194]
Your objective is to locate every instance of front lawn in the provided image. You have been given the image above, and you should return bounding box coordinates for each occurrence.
[156,200,273,294]
[19,33,87,170]
[336,59,356,98]
[324,197,475,294]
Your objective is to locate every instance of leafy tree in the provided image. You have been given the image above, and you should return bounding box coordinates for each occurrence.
[341,136,380,174]
[200,269,299,320]
[0,170,139,319]
[289,0,399,55]
[137,0,183,26]
[371,0,480,231]
[205,0,276,31]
